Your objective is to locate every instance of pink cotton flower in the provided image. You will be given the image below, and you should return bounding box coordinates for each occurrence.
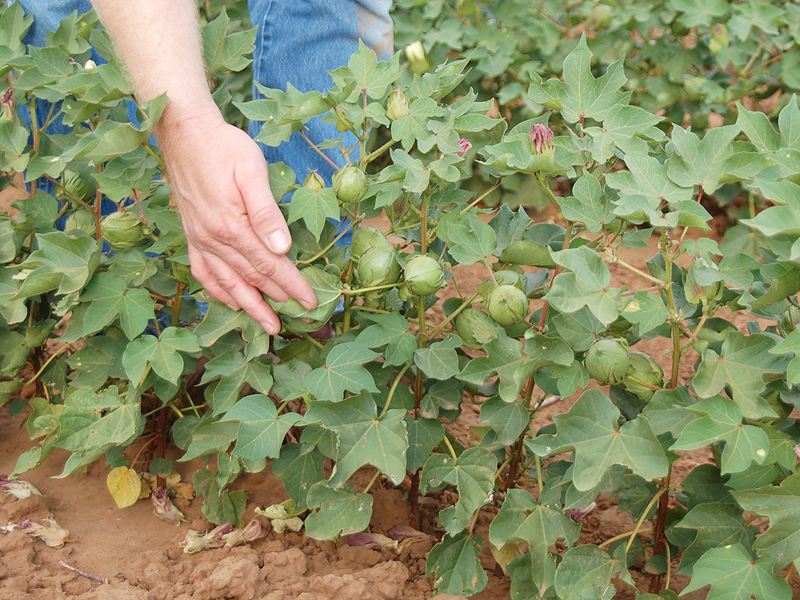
[456,138,472,157]
[529,124,555,155]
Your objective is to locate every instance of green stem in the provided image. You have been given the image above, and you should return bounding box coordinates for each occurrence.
[459,179,503,215]
[341,281,402,295]
[363,137,396,164]
[23,343,73,385]
[626,487,667,554]
[607,255,665,285]
[363,469,381,493]
[381,366,412,419]
[301,333,325,349]
[443,435,458,461]
[172,281,184,326]
[428,292,481,340]
[536,172,560,211]
[420,189,431,255]
[298,217,360,265]
[534,455,544,494]
[143,141,165,169]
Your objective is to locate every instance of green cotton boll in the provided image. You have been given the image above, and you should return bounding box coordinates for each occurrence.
[456,308,497,349]
[487,285,529,327]
[404,255,445,296]
[349,226,391,264]
[622,351,664,402]
[584,338,630,386]
[356,245,401,288]
[64,209,95,236]
[332,166,367,207]
[100,211,151,249]
[478,270,524,310]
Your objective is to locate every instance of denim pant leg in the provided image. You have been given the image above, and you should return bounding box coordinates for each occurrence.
[247,0,393,244]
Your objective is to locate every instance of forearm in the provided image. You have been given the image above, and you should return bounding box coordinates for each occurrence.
[89,0,219,123]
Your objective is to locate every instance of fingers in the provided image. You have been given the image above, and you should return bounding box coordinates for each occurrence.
[236,157,293,255]
[200,251,284,335]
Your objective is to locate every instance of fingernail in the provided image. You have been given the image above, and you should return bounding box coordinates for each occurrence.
[262,322,278,335]
[267,229,291,254]
[301,299,315,311]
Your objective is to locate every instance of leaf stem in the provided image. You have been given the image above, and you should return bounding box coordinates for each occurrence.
[362,469,381,494]
[23,343,74,385]
[341,281,401,295]
[534,454,544,494]
[428,292,481,340]
[129,434,159,470]
[442,435,458,461]
[607,255,665,285]
[459,179,503,215]
[380,364,411,417]
[626,487,666,554]
[598,527,654,549]
[300,130,340,171]
[298,216,361,265]
[364,138,396,164]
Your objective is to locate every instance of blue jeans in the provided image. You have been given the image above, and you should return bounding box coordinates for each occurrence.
[15,0,393,199]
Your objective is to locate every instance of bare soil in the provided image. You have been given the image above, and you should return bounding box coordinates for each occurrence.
[0,208,772,599]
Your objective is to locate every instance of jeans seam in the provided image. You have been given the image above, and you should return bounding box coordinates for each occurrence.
[252,0,275,101]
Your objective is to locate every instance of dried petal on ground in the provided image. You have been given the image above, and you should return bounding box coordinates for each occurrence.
[0,474,42,500]
[347,532,400,552]
[17,516,69,548]
[151,487,184,526]
[179,522,233,554]
[222,518,267,548]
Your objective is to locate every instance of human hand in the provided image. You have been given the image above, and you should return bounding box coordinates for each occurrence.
[156,107,317,334]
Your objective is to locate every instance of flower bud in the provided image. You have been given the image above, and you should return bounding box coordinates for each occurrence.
[57,169,97,203]
[100,211,152,249]
[709,24,728,54]
[455,138,472,158]
[487,285,529,326]
[584,338,630,385]
[404,41,433,75]
[684,257,722,307]
[65,209,96,236]
[529,124,555,156]
[456,308,497,349]
[84,59,97,69]
[778,305,800,337]
[332,166,368,207]
[386,89,410,121]
[404,255,445,296]
[333,105,352,133]
[350,226,391,263]
[303,171,325,191]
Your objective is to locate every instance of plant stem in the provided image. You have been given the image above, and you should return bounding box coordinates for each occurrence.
[598,528,654,549]
[649,464,673,594]
[536,172,561,211]
[341,281,402,295]
[624,375,665,392]
[172,281,184,326]
[129,434,159,470]
[534,455,544,494]
[363,138,396,164]
[459,179,503,215]
[443,435,459,461]
[300,130,340,171]
[538,221,573,330]
[607,255,666,285]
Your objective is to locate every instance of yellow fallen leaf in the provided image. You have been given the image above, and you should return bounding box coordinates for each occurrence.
[107,466,141,509]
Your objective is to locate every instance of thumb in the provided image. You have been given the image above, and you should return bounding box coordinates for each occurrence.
[237,156,292,255]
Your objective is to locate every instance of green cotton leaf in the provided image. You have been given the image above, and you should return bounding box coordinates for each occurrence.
[771,329,800,384]
[304,481,373,540]
[268,162,297,202]
[122,327,200,385]
[681,544,791,600]
[480,396,529,447]
[668,0,729,28]
[642,387,699,438]
[18,231,100,297]
[458,329,532,402]
[421,117,462,155]
[554,545,633,600]
[304,392,407,487]
[0,2,33,56]
[671,395,769,474]
[559,173,611,233]
[272,442,326,509]
[752,520,800,571]
[666,125,740,194]
[0,119,29,172]
[65,336,127,391]
[621,291,669,335]
[220,394,302,461]
[378,148,430,194]
[420,447,496,535]
[74,273,154,341]
[733,474,800,529]
[390,97,445,150]
[193,300,251,347]
[529,389,669,491]
[673,503,758,576]
[287,187,340,242]
[692,332,790,420]
[425,532,487,597]
[267,265,341,325]
[546,247,622,325]
[479,134,565,175]
[528,35,629,124]
[585,104,666,162]
[415,334,462,380]
[607,139,694,216]
[490,204,532,254]
[330,39,400,101]
[181,419,240,462]
[779,97,800,151]
[200,351,273,415]
[355,312,415,367]
[742,205,800,238]
[202,9,255,74]
[442,217,497,266]
[56,386,144,452]
[305,342,379,403]
[405,415,445,473]
[742,264,800,312]
[489,488,581,595]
